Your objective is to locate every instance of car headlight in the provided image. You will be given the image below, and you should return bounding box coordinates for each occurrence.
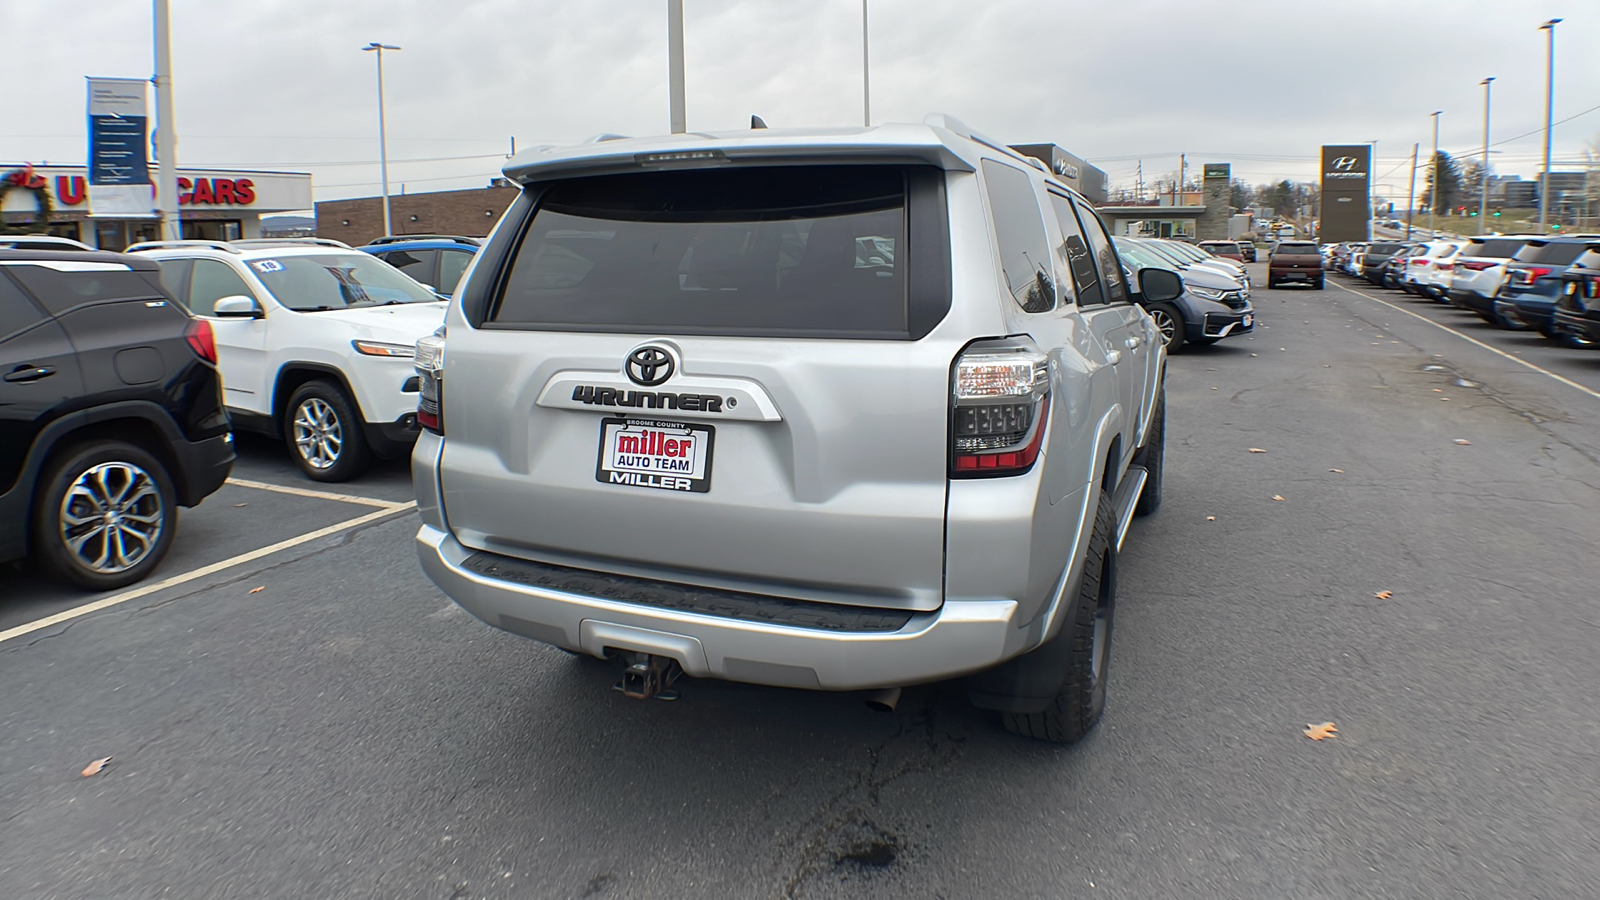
[1189,286,1230,301]
[351,340,417,358]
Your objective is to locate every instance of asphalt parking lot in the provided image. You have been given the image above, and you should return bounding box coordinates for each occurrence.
[4,263,1599,899]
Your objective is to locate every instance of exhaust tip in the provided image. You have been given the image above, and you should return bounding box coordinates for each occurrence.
[863,687,902,713]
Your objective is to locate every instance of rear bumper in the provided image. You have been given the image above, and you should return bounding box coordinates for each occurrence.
[364,413,421,458]
[171,432,235,507]
[1270,267,1321,283]
[415,524,1024,691]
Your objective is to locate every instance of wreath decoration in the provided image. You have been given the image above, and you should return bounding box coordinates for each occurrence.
[0,165,54,233]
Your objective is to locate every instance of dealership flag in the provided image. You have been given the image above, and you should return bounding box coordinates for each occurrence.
[86,77,155,217]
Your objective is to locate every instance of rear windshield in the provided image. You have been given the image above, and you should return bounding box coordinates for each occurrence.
[1276,243,1318,253]
[1367,243,1403,254]
[1512,241,1591,266]
[491,165,916,338]
[1464,238,1528,258]
[1,262,168,315]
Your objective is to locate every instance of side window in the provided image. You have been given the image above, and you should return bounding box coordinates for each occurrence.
[980,160,1055,313]
[1049,193,1104,306]
[154,258,192,305]
[0,273,47,339]
[384,249,437,287]
[438,249,472,293]
[1073,201,1129,304]
[189,259,255,317]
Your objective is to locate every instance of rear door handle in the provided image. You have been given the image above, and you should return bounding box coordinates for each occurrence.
[1105,350,1123,366]
[1124,336,1144,350]
[4,366,55,383]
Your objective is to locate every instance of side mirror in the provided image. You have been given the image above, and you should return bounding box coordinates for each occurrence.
[213,295,263,318]
[1137,268,1184,304]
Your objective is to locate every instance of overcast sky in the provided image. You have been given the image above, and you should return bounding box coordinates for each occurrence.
[5,0,1596,210]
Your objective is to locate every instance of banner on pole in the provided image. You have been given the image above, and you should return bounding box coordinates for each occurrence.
[87,77,156,217]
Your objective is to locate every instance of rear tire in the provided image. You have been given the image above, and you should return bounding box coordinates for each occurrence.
[285,380,370,483]
[1147,303,1186,353]
[1314,276,1325,290]
[999,487,1116,744]
[33,440,178,590]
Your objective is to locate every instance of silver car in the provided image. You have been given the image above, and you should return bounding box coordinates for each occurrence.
[412,115,1172,742]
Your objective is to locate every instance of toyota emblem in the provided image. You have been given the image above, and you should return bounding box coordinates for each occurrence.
[625,346,675,386]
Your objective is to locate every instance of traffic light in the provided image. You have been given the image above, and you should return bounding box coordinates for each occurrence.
[1492,209,1502,217]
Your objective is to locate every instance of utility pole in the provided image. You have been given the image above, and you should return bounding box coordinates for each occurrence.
[1430,111,1441,234]
[1539,18,1560,230]
[667,0,686,134]
[1480,78,1494,226]
[1179,153,1186,201]
[1365,139,1378,241]
[152,0,180,241]
[1405,143,1419,241]
[861,0,870,127]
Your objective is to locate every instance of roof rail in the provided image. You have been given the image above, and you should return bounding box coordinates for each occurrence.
[363,234,482,246]
[232,237,352,249]
[125,240,241,254]
[582,133,632,143]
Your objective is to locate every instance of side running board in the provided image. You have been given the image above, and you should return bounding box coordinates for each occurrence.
[1111,465,1147,553]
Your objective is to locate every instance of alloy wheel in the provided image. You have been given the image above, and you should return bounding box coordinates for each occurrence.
[58,462,165,575]
[1149,308,1177,345]
[293,397,344,469]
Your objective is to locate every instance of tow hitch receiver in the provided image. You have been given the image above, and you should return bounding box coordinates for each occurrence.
[614,652,683,701]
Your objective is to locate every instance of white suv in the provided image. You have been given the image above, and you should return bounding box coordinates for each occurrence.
[129,238,448,480]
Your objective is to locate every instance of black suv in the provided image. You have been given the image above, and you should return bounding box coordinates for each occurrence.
[1,249,233,588]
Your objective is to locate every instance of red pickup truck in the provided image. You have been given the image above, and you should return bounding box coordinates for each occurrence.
[1268,241,1325,289]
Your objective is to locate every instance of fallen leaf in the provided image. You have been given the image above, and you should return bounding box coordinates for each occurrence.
[1439,397,1450,401]
[1375,590,1393,600]
[1271,494,1285,501]
[1304,722,1338,741]
[1206,516,1217,521]
[81,757,112,777]
[1432,389,1442,393]
[1248,448,1267,453]
[1324,364,1331,368]
[1453,439,1472,445]
[1211,386,1219,390]
[1329,468,1345,473]
[248,586,264,594]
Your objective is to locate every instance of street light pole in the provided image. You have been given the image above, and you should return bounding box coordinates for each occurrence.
[1480,77,1494,227]
[363,42,400,238]
[153,0,180,241]
[667,0,686,134]
[1405,143,1419,241]
[861,0,870,127]
[1539,18,1560,230]
[1429,110,1441,235]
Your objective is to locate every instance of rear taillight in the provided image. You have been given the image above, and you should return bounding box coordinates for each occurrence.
[1460,260,1494,271]
[950,341,1049,477]
[1437,263,1454,271]
[1409,258,1427,265]
[185,319,217,364]
[415,327,445,434]
[1517,267,1553,285]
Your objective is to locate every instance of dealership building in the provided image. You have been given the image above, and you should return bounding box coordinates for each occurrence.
[1,164,312,250]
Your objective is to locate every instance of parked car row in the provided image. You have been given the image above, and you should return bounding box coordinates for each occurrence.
[1113,236,1254,351]
[1326,234,1600,348]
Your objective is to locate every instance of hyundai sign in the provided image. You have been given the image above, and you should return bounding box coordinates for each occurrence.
[1320,145,1371,241]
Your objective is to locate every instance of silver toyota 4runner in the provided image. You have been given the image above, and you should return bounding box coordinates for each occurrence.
[412,115,1174,742]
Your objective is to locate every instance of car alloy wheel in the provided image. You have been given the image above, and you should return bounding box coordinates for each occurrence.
[293,396,344,469]
[1149,307,1178,345]
[58,461,165,575]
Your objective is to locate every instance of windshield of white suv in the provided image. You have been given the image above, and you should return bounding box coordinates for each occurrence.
[248,253,440,311]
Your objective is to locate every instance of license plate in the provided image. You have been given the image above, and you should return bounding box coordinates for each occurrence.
[596,417,714,493]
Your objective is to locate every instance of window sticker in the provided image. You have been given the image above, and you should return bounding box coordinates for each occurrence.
[251,259,284,273]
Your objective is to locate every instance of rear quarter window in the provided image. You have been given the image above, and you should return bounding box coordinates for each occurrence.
[980,160,1055,313]
[489,164,945,339]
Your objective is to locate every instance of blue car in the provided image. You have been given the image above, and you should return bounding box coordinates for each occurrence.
[1495,237,1600,339]
[358,234,481,298]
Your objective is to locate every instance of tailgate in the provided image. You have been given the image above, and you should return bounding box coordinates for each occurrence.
[437,163,958,611]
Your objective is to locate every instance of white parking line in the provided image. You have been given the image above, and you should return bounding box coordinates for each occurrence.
[0,502,416,646]
[1336,282,1600,402]
[225,477,409,509]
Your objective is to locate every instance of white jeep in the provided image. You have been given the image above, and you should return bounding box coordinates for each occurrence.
[129,238,447,481]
